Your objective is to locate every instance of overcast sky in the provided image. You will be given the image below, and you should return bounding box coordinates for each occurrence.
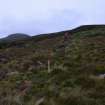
[0,0,105,38]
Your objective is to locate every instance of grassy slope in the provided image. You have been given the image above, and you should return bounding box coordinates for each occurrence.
[0,25,105,105]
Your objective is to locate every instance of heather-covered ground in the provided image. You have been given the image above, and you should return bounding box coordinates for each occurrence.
[0,25,105,105]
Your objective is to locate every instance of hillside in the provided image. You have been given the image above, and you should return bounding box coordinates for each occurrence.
[0,33,30,42]
[0,25,105,105]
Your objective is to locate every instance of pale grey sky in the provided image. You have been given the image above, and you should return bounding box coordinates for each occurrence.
[0,0,105,38]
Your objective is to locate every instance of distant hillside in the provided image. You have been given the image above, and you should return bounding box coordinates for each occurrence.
[0,25,105,48]
[0,33,30,42]
[0,25,105,105]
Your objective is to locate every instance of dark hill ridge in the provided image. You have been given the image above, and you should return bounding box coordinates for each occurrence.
[0,33,30,42]
[6,33,30,39]
[0,25,105,105]
[1,25,105,48]
[1,24,105,41]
